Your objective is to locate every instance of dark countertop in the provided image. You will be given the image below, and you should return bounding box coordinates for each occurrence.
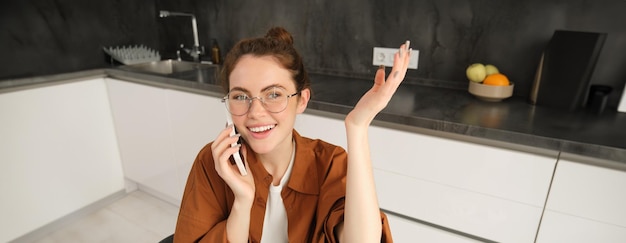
[307,74,626,163]
[2,67,625,164]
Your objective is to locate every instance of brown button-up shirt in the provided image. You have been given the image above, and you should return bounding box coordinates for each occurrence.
[174,130,392,242]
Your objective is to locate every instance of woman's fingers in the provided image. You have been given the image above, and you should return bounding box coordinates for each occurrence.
[240,143,252,174]
[388,41,411,84]
[212,127,255,201]
[376,41,410,99]
[374,65,386,87]
[212,125,243,176]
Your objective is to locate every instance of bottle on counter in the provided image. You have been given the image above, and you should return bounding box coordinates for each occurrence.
[211,39,221,65]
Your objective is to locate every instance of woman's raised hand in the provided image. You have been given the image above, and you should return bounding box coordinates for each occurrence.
[342,41,410,242]
[212,125,255,202]
[345,41,411,127]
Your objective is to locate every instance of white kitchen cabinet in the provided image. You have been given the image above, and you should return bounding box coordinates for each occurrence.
[295,112,558,243]
[536,159,626,242]
[369,125,557,243]
[106,79,178,202]
[386,213,481,243]
[295,112,347,148]
[166,88,225,202]
[374,168,544,243]
[106,78,223,205]
[0,79,125,242]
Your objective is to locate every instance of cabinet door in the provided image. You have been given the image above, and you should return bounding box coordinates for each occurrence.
[166,89,225,203]
[106,79,178,200]
[536,160,626,242]
[369,125,556,243]
[0,79,124,242]
[386,213,481,243]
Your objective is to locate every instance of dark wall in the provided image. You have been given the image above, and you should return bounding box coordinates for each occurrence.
[0,0,159,78]
[2,0,625,107]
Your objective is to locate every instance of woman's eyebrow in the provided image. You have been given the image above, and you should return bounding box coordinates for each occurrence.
[261,84,286,92]
[229,87,249,93]
[230,84,287,94]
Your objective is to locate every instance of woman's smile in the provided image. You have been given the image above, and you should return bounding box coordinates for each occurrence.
[248,124,276,133]
[247,123,277,140]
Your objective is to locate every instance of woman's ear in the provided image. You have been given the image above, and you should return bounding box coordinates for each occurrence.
[296,88,310,113]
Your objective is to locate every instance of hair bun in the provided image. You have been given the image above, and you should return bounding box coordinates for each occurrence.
[265,27,294,45]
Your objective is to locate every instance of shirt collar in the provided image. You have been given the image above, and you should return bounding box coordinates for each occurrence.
[286,130,320,195]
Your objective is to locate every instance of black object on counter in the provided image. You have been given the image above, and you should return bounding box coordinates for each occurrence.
[587,85,613,114]
[529,30,607,111]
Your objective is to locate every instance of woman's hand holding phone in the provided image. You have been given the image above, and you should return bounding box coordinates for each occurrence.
[212,124,255,203]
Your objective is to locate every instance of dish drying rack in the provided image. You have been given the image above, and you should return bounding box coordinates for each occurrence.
[103,45,161,65]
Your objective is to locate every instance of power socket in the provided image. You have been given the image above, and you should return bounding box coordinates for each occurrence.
[372,47,419,69]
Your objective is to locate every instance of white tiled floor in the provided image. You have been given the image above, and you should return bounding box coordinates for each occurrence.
[32,190,179,243]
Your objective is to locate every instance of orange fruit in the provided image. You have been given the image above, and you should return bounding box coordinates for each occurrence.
[483,73,510,86]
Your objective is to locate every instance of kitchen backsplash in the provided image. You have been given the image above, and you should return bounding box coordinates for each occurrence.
[1,0,625,108]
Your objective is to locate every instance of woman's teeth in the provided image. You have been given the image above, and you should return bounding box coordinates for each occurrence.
[249,124,275,133]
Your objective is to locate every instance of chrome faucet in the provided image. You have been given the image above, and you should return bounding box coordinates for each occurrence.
[159,10,204,62]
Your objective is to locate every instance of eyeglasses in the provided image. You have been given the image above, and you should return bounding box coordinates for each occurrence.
[222,87,300,116]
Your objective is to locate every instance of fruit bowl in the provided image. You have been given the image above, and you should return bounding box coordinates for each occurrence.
[468,81,514,102]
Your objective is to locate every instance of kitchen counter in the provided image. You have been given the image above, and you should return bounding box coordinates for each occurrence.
[2,67,625,165]
[305,74,626,164]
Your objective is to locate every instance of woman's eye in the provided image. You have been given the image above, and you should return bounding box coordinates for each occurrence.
[232,94,249,101]
[266,91,282,100]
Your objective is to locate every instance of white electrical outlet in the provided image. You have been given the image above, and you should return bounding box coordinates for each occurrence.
[372,47,419,69]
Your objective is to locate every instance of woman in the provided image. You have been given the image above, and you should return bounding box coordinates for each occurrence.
[174,27,411,242]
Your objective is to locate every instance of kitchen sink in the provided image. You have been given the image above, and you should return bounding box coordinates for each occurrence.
[119,59,217,75]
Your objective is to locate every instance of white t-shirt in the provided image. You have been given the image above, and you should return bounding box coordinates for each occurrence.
[260,143,295,243]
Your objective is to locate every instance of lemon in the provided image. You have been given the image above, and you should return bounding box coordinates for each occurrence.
[485,64,499,76]
[466,63,486,82]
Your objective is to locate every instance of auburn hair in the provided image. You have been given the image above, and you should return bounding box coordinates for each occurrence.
[219,27,310,94]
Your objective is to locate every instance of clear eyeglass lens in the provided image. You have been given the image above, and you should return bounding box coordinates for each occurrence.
[226,87,290,115]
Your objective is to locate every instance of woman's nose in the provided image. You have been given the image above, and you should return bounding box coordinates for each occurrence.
[247,98,267,115]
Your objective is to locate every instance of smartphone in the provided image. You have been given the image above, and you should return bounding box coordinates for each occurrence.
[225,111,248,176]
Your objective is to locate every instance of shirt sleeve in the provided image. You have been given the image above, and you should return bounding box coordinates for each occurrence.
[380,211,393,242]
[174,143,233,243]
[321,199,344,243]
